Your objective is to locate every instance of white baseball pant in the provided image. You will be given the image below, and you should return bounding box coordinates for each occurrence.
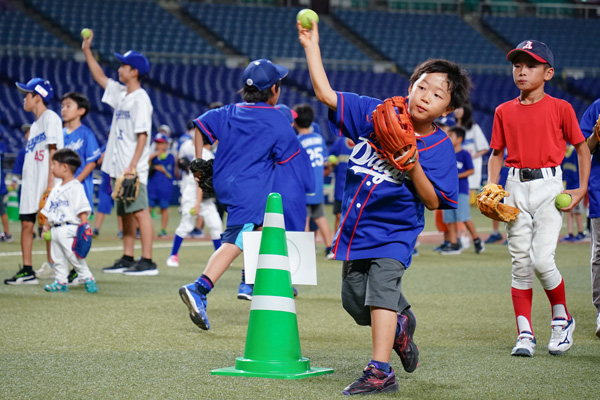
[50,224,93,284]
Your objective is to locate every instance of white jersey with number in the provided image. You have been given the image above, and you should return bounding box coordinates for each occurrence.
[40,179,91,225]
[20,109,63,214]
[101,79,153,184]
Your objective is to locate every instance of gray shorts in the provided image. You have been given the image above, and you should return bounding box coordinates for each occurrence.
[114,181,149,216]
[341,258,409,326]
[306,203,325,219]
[0,195,5,215]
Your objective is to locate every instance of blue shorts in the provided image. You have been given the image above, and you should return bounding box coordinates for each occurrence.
[221,223,258,250]
[97,172,113,214]
[443,193,471,223]
[149,197,170,209]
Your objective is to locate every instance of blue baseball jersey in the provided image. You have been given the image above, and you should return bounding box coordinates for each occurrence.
[298,131,328,205]
[328,92,458,265]
[561,146,579,190]
[329,137,354,201]
[194,102,301,226]
[273,147,315,231]
[581,98,600,217]
[63,124,101,208]
[455,149,474,195]
[148,153,175,201]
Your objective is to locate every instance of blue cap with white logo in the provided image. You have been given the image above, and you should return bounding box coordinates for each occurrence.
[114,50,150,75]
[15,77,54,101]
[242,59,288,91]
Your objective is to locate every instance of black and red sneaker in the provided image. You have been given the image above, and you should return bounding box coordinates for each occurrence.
[393,308,419,373]
[342,364,398,396]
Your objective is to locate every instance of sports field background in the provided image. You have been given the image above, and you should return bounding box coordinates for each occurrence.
[1,206,599,399]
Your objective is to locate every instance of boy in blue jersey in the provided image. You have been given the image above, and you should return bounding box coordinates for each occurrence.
[441,126,484,255]
[61,93,101,212]
[179,59,302,330]
[294,103,335,259]
[148,133,175,237]
[299,21,471,395]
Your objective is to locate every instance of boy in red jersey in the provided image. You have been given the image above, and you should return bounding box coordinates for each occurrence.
[487,40,590,357]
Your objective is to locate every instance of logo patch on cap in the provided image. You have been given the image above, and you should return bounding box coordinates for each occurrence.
[35,84,48,98]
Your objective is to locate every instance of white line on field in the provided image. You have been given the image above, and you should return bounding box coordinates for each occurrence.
[0,241,212,258]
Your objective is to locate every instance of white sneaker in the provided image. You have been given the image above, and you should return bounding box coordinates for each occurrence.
[166,255,179,268]
[511,332,536,357]
[596,314,600,338]
[548,317,575,355]
[35,262,55,279]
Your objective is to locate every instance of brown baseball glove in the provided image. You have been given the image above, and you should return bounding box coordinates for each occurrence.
[370,96,418,172]
[476,183,520,222]
[112,170,140,202]
[38,188,51,226]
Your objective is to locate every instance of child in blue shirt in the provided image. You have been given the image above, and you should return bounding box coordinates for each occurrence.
[148,133,175,237]
[299,20,471,395]
[441,126,484,255]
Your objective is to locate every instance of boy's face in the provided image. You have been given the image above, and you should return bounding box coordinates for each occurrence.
[512,53,554,92]
[408,72,454,124]
[118,64,138,84]
[51,160,70,180]
[155,142,168,153]
[23,92,37,112]
[448,130,461,147]
[61,98,85,123]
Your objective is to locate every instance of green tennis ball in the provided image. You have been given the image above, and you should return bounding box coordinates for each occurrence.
[159,153,167,160]
[328,155,338,165]
[190,208,196,216]
[297,9,319,29]
[81,28,92,39]
[555,193,572,210]
[43,231,51,242]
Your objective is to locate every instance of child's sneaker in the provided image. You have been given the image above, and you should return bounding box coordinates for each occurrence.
[35,262,55,279]
[485,232,503,244]
[0,232,14,242]
[393,309,419,373]
[433,241,450,252]
[190,228,205,239]
[84,278,98,293]
[44,280,69,292]
[511,332,536,357]
[68,269,83,286]
[179,283,210,330]
[325,246,335,260]
[548,317,575,355]
[123,259,159,276]
[474,238,485,254]
[103,257,134,274]
[158,229,167,238]
[342,364,398,396]
[5,267,39,285]
[166,254,179,268]
[440,243,461,255]
[92,228,100,237]
[559,234,574,243]
[237,282,254,301]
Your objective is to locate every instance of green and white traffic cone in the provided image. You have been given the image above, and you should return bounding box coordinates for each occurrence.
[211,193,334,379]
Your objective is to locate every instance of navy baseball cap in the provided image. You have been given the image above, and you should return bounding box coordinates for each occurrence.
[242,59,288,91]
[15,77,54,101]
[275,104,298,125]
[507,40,554,67]
[114,50,150,75]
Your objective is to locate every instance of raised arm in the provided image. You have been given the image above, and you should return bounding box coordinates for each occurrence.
[297,20,337,111]
[81,29,109,89]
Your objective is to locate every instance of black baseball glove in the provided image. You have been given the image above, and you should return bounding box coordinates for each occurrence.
[189,158,215,197]
[177,157,191,173]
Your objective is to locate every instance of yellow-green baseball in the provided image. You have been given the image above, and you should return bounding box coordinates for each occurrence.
[190,208,196,216]
[297,9,319,29]
[555,193,572,209]
[43,231,51,242]
[81,28,92,39]
[159,153,167,160]
[328,155,338,165]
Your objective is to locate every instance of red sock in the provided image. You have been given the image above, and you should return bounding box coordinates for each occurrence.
[544,279,571,320]
[511,287,533,335]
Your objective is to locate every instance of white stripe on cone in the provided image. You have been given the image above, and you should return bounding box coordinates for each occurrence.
[257,254,289,271]
[263,212,285,229]
[251,295,296,314]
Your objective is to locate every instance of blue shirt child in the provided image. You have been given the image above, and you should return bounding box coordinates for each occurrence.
[63,124,101,209]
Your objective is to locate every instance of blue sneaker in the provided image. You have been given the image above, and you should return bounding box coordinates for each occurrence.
[560,234,574,243]
[44,280,69,292]
[433,241,450,252]
[342,364,398,396]
[179,283,210,330]
[485,232,503,244]
[393,308,419,373]
[237,282,254,301]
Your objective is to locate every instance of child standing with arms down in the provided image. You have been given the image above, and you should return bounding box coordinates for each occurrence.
[441,126,485,255]
[40,148,97,293]
[298,21,470,395]
[487,40,590,357]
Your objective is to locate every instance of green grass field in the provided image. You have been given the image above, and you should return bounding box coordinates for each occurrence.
[1,207,599,399]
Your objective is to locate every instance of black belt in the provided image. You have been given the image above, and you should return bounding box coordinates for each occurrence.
[513,167,556,182]
[51,222,76,227]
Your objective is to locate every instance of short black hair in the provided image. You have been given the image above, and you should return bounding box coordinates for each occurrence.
[209,101,224,110]
[52,148,81,173]
[293,103,314,128]
[61,92,91,118]
[449,126,466,142]
[409,59,472,110]
[239,81,280,103]
[458,101,474,130]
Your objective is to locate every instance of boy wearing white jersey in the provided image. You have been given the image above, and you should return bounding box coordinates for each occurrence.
[40,149,98,293]
[5,78,63,285]
[82,30,157,275]
[166,134,222,267]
